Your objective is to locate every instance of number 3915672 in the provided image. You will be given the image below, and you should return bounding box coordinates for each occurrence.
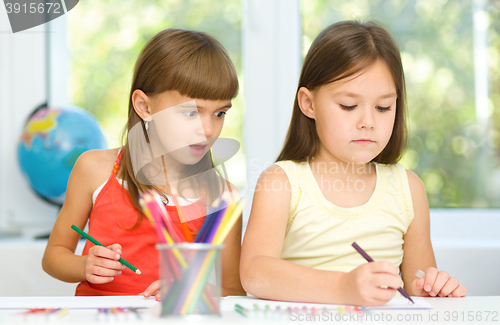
[5,2,61,14]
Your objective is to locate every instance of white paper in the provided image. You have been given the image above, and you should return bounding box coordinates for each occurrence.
[368,296,432,310]
[220,295,432,312]
[0,296,159,309]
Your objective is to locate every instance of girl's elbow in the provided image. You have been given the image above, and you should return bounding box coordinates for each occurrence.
[239,258,262,297]
[239,270,253,295]
[41,254,50,274]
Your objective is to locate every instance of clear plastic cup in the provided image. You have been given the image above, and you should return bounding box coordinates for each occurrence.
[156,243,223,318]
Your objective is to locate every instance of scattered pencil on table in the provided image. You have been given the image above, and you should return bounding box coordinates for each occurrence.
[96,307,144,322]
[15,308,68,323]
[235,304,248,317]
[127,307,141,320]
[352,242,415,304]
[233,303,368,320]
[71,225,142,275]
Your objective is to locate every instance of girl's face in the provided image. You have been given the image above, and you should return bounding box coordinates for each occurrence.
[301,60,397,165]
[145,90,231,166]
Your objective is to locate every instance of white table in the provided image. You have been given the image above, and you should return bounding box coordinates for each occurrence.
[0,296,499,324]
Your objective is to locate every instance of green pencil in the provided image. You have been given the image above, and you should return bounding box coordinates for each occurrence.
[71,225,142,275]
[235,304,247,318]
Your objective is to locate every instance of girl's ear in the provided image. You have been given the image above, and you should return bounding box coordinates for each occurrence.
[132,89,153,122]
[297,87,315,119]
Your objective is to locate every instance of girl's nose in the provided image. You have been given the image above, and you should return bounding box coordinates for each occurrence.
[201,116,214,138]
[357,107,375,130]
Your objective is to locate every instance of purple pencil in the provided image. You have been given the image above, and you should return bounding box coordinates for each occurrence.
[351,242,415,304]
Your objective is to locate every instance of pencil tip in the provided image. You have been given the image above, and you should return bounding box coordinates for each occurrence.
[136,269,142,275]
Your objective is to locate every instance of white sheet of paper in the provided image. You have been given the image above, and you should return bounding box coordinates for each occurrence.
[221,295,432,312]
[0,296,159,309]
[368,296,432,309]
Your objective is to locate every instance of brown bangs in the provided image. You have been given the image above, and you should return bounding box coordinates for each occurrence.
[168,43,239,100]
[133,29,238,101]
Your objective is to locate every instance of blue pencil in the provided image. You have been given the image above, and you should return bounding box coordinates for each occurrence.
[194,197,221,243]
[195,211,217,243]
[204,206,228,243]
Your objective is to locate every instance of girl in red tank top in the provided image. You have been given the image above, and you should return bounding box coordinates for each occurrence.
[42,29,245,298]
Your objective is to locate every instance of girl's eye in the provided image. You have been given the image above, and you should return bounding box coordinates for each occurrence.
[340,104,356,111]
[183,110,198,117]
[376,106,391,112]
[214,111,227,118]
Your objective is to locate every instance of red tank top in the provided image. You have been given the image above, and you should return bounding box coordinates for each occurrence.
[75,151,206,296]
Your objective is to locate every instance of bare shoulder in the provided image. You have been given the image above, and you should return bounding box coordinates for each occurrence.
[221,164,291,200]
[75,148,118,175]
[252,164,291,201]
[405,169,425,195]
[258,164,290,184]
[72,148,120,195]
[405,169,429,216]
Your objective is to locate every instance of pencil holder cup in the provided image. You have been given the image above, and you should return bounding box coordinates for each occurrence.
[156,243,224,318]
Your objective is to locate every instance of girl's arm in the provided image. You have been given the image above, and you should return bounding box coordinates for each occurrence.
[42,150,123,283]
[221,213,246,296]
[240,165,401,305]
[400,170,466,297]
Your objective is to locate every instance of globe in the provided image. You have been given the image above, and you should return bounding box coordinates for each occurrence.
[17,106,108,205]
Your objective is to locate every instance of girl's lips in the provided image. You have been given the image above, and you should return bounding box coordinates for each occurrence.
[189,144,208,156]
[352,139,375,145]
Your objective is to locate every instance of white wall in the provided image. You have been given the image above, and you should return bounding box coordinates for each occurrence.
[430,209,500,296]
[0,8,64,238]
[242,0,301,231]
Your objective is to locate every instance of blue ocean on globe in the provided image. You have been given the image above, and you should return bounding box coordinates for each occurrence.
[17,106,107,205]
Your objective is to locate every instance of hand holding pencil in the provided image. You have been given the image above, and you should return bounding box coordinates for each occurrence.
[352,242,414,304]
[336,242,407,307]
[71,225,142,284]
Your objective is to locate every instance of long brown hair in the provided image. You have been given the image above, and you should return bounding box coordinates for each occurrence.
[119,29,238,227]
[276,20,407,164]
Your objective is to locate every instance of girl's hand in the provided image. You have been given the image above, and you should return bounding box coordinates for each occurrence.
[341,261,402,306]
[412,267,466,297]
[141,281,161,301]
[85,244,125,284]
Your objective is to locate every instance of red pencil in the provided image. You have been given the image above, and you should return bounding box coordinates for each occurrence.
[170,188,194,242]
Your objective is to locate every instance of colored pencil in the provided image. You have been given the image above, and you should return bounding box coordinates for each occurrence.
[194,197,222,242]
[71,225,142,275]
[171,188,194,242]
[235,304,248,317]
[138,188,246,315]
[141,190,217,313]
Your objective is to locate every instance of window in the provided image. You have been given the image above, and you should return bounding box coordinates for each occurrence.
[302,0,500,208]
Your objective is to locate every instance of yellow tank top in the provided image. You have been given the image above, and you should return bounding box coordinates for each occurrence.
[275,160,414,273]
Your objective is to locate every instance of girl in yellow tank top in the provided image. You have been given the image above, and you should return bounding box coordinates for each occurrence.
[240,20,466,306]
